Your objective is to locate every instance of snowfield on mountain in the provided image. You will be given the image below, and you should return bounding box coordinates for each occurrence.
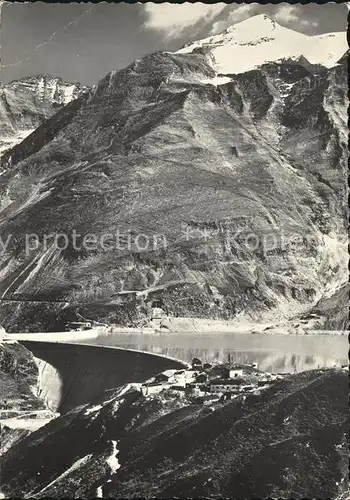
[176,14,347,74]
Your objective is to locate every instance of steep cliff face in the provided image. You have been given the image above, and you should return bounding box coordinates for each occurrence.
[0,369,348,498]
[0,341,57,454]
[0,74,87,157]
[0,20,347,332]
[0,342,42,410]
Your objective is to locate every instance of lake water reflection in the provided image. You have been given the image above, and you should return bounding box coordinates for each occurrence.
[71,331,348,373]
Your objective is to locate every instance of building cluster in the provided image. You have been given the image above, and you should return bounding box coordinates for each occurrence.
[141,357,286,402]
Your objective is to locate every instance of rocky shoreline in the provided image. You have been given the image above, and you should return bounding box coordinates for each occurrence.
[1,314,347,343]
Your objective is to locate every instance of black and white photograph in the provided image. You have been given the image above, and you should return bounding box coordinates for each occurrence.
[0,1,348,498]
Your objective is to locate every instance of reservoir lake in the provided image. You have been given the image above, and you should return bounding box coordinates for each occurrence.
[69,331,348,373]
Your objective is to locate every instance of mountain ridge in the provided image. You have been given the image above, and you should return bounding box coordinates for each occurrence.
[0,23,347,333]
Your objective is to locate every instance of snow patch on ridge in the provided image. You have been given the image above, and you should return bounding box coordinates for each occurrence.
[96,485,103,497]
[95,440,122,498]
[61,83,77,104]
[200,75,232,86]
[106,440,121,474]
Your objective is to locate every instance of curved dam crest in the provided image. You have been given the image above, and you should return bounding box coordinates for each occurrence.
[20,341,188,413]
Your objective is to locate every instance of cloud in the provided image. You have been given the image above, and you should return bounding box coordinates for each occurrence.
[299,19,319,28]
[142,2,226,39]
[273,5,299,23]
[210,5,255,34]
[207,4,323,37]
[274,5,319,28]
[142,2,344,46]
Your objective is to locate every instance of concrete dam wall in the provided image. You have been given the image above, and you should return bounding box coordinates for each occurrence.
[20,341,188,414]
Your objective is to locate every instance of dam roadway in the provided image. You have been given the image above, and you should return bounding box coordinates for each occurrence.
[19,340,189,414]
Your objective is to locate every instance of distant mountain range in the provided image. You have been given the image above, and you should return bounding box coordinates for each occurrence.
[0,16,347,332]
[0,74,87,157]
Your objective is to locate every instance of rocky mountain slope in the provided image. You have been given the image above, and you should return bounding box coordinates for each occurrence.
[0,74,87,157]
[0,369,347,498]
[0,18,347,332]
[0,341,57,455]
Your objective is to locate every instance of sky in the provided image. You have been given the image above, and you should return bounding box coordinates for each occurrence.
[1,2,348,85]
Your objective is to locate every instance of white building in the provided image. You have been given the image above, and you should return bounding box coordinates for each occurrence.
[229,368,243,378]
[141,382,168,396]
[151,307,164,319]
[154,368,196,386]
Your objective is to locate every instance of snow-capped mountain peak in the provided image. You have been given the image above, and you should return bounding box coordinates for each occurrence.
[8,74,86,106]
[0,74,87,157]
[223,13,277,37]
[176,14,347,75]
